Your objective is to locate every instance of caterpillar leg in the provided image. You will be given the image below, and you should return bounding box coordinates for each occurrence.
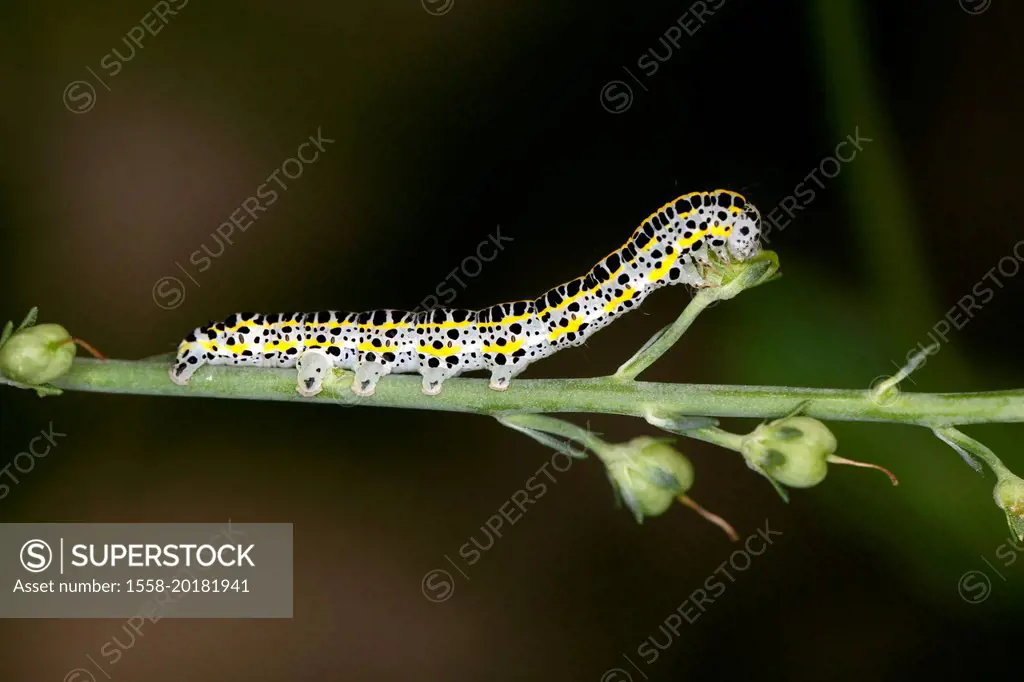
[488,364,526,392]
[295,349,332,397]
[420,366,451,396]
[352,359,389,397]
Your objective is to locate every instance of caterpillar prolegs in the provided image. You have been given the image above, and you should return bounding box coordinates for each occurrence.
[169,189,762,397]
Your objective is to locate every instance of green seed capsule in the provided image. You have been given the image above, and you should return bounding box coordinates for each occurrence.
[994,475,1024,541]
[606,437,694,521]
[741,416,837,488]
[0,323,76,384]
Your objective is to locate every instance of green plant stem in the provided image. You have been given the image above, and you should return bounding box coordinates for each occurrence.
[498,413,608,453]
[614,251,779,380]
[933,426,1011,478]
[642,412,745,450]
[10,358,1023,428]
[679,426,746,452]
[613,288,721,381]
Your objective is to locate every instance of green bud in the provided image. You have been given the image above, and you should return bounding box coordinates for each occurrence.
[994,475,1024,541]
[741,416,836,488]
[0,323,76,384]
[699,249,780,292]
[605,437,694,522]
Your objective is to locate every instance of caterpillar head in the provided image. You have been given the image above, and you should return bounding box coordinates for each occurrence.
[169,325,211,386]
[728,203,762,260]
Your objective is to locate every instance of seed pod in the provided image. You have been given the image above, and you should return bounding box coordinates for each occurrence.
[994,475,1024,541]
[741,416,837,488]
[605,437,694,521]
[0,323,76,384]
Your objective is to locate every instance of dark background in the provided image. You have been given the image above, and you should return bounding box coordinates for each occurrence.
[2,0,1023,680]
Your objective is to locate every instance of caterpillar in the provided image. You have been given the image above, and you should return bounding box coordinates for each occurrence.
[169,189,762,397]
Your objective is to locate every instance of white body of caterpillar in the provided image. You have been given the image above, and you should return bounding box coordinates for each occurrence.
[169,189,762,397]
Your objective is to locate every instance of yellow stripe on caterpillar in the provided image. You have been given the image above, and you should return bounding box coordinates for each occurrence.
[649,252,680,283]
[483,338,524,353]
[549,316,585,341]
[537,288,590,317]
[413,321,474,329]
[358,341,399,353]
[604,287,636,312]
[422,344,463,357]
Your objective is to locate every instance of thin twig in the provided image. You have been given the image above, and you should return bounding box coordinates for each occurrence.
[9,358,1022,428]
